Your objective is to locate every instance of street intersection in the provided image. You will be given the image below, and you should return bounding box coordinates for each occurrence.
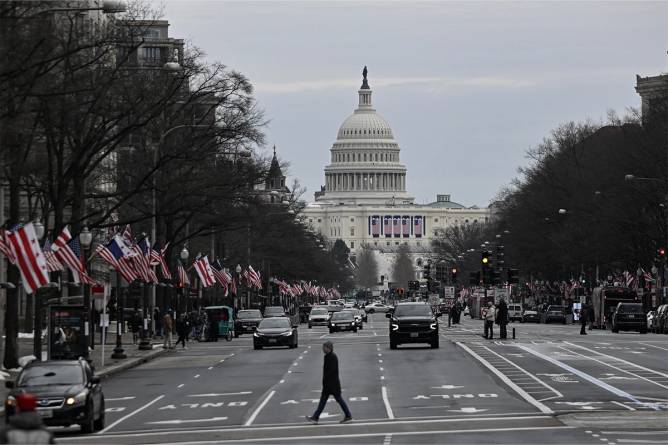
[55,315,668,444]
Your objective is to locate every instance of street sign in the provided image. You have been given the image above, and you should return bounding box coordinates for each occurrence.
[443,286,455,298]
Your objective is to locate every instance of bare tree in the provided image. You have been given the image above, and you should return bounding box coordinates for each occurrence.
[354,244,378,289]
[391,244,415,289]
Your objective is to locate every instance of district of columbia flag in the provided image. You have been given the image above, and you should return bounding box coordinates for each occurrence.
[194,255,216,288]
[7,223,50,294]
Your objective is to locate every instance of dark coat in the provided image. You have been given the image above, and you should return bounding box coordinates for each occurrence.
[580,306,589,325]
[322,351,342,395]
[496,300,508,324]
[0,412,55,444]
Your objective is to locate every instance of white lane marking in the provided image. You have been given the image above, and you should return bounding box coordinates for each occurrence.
[104,425,574,444]
[641,343,668,352]
[279,380,285,384]
[178,384,185,388]
[194,375,200,379]
[383,433,392,445]
[188,392,253,397]
[456,342,553,414]
[564,342,668,379]
[244,390,276,426]
[517,345,650,408]
[559,345,668,391]
[106,397,136,402]
[99,395,164,434]
[379,367,384,371]
[208,367,213,370]
[615,440,668,444]
[380,376,385,380]
[381,386,394,420]
[481,346,563,400]
[220,359,225,363]
[602,431,668,436]
[610,401,635,411]
[379,359,383,363]
[146,417,228,425]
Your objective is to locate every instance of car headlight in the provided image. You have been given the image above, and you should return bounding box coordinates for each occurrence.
[430,323,437,330]
[391,323,399,331]
[350,322,355,326]
[66,390,87,406]
[253,331,261,337]
[281,331,293,336]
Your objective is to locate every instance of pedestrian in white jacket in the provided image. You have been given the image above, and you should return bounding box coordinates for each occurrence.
[483,302,496,339]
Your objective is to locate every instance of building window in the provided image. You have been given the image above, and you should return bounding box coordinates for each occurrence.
[374,241,378,246]
[416,241,421,246]
[386,242,391,246]
[350,242,355,249]
[140,46,161,60]
[434,218,439,222]
[317,218,321,223]
[350,217,354,222]
[395,242,400,246]
[309,219,313,223]
[350,227,355,236]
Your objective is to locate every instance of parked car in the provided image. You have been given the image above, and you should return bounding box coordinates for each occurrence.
[507,304,523,322]
[308,307,330,328]
[234,309,263,337]
[521,308,540,323]
[5,359,105,433]
[364,302,391,314]
[612,303,647,333]
[388,302,440,349]
[540,305,566,324]
[329,311,357,333]
[253,317,298,349]
[263,306,286,318]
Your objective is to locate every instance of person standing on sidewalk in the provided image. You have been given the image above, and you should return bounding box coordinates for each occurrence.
[484,302,496,339]
[306,341,352,424]
[497,298,508,339]
[580,304,588,335]
[163,310,174,348]
[0,393,55,444]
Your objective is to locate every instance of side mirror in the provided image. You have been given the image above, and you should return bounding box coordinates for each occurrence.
[5,380,14,389]
[90,376,101,385]
[385,313,391,318]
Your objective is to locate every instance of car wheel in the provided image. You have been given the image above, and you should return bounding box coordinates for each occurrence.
[369,309,375,314]
[80,403,95,434]
[431,339,439,349]
[329,329,334,334]
[390,340,397,350]
[94,397,105,431]
[359,325,363,330]
[254,344,262,350]
[520,319,524,323]
[226,331,233,342]
[640,328,647,334]
[234,332,240,338]
[612,326,619,333]
[308,324,312,329]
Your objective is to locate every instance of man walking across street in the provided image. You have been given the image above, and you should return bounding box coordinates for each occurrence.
[306,341,353,424]
[497,298,508,339]
[483,301,496,339]
[175,314,189,349]
[163,310,174,348]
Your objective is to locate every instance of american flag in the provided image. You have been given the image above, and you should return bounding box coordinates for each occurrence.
[95,235,137,284]
[122,225,133,243]
[150,242,172,280]
[210,259,231,293]
[0,230,15,263]
[133,237,157,283]
[414,216,423,238]
[7,223,50,294]
[402,216,410,237]
[42,239,64,272]
[230,275,237,296]
[243,266,262,289]
[52,227,96,285]
[393,216,401,238]
[371,215,380,237]
[194,254,216,288]
[383,216,392,237]
[177,260,190,287]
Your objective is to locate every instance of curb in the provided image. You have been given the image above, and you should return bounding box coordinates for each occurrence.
[96,347,173,379]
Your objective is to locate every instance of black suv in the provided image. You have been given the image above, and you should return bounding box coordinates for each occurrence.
[387,303,440,349]
[612,303,647,333]
[234,309,263,337]
[5,359,105,433]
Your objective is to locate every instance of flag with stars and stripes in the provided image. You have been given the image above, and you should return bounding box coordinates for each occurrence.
[42,239,64,272]
[52,227,96,285]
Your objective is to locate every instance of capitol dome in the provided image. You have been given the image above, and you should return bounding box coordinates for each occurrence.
[316,67,413,205]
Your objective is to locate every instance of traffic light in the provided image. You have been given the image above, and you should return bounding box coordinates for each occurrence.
[658,248,666,260]
[451,267,458,283]
[397,288,404,297]
[481,251,490,267]
[507,268,519,284]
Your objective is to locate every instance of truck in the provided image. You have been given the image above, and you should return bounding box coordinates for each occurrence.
[591,286,639,329]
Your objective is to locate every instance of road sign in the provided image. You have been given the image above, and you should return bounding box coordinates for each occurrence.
[443,286,455,298]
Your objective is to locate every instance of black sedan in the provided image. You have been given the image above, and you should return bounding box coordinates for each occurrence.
[234,309,263,337]
[5,359,105,433]
[253,317,298,349]
[612,303,647,333]
[329,311,357,333]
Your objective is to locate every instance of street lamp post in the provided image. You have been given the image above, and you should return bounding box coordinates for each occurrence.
[79,227,93,355]
[32,219,45,360]
[180,246,189,315]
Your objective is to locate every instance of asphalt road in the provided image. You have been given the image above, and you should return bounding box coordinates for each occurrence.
[53,314,668,444]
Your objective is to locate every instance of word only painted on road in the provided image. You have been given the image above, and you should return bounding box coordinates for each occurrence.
[159,401,248,410]
[413,393,498,400]
[281,397,369,405]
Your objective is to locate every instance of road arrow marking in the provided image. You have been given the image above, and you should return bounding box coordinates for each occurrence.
[431,385,464,390]
[188,392,253,397]
[448,407,487,413]
[146,417,228,425]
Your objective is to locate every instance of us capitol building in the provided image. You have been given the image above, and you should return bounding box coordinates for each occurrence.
[302,68,490,284]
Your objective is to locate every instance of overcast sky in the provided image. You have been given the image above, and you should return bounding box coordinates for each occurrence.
[158,0,668,206]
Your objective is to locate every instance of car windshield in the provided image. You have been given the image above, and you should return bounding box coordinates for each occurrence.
[311,309,328,315]
[259,318,290,329]
[394,305,433,317]
[19,365,84,387]
[548,306,565,312]
[619,304,643,313]
[264,307,284,315]
[332,312,353,321]
[238,310,261,319]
